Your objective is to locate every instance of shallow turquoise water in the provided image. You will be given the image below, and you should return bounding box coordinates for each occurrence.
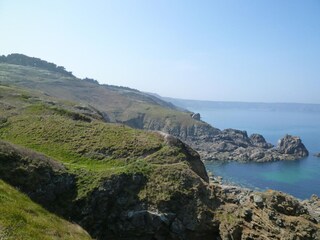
[188,106,320,199]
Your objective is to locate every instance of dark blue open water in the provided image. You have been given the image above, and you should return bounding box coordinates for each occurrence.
[188,105,320,199]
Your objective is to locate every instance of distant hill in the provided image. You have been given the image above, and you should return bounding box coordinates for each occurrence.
[0,54,218,140]
[0,53,74,77]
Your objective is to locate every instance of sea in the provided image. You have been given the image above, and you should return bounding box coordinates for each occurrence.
[171,99,320,200]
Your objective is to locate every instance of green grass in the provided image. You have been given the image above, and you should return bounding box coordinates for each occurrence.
[0,180,91,240]
[0,114,163,166]
[0,77,206,210]
[0,112,166,197]
[0,62,211,135]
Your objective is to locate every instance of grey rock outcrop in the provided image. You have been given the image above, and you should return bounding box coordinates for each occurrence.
[302,194,320,223]
[191,113,201,121]
[277,135,309,157]
[214,184,320,240]
[250,133,273,149]
[185,130,309,162]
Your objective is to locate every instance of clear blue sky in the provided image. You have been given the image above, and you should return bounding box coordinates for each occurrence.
[1,0,320,103]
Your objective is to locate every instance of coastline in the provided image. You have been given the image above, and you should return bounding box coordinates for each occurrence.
[208,170,320,224]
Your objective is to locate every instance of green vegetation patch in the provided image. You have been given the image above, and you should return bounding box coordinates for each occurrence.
[0,109,165,198]
[0,180,91,240]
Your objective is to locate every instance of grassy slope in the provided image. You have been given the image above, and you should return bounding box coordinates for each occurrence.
[0,63,207,130]
[0,180,91,240]
[0,81,205,199]
[0,61,212,238]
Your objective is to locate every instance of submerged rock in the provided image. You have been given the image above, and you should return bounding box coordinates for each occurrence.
[314,153,320,157]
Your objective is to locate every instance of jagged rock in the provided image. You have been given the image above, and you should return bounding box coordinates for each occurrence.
[253,194,264,208]
[264,190,308,216]
[191,113,201,121]
[250,134,273,149]
[214,185,320,240]
[187,129,309,162]
[314,153,320,157]
[277,135,309,157]
[156,131,209,182]
[302,194,320,223]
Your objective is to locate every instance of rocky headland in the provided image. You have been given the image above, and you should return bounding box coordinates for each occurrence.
[138,113,309,163]
[128,110,309,163]
[189,129,309,162]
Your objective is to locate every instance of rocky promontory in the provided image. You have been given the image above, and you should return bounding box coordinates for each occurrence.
[130,110,309,163]
[185,129,309,162]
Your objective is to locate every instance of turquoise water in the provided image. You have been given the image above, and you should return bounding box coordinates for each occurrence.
[189,106,320,199]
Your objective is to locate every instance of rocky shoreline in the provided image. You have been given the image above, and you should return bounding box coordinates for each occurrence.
[181,114,309,162]
[208,168,320,225]
[209,178,320,236]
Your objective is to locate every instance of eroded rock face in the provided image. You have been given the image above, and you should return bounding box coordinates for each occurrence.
[250,134,273,149]
[277,135,309,157]
[158,132,209,182]
[0,140,76,215]
[302,195,320,224]
[191,113,201,121]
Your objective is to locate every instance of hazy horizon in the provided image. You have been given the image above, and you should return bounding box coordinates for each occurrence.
[1,1,320,103]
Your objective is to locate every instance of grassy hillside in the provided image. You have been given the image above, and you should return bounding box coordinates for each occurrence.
[0,180,91,240]
[0,78,211,238]
[0,82,208,192]
[0,58,218,140]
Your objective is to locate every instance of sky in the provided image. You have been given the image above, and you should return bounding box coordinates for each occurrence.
[1,0,320,103]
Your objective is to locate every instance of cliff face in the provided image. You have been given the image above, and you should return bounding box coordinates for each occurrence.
[0,135,219,239]
[0,141,75,204]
